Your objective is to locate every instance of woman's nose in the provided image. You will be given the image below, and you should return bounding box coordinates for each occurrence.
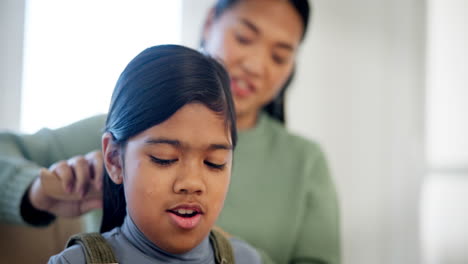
[240,48,266,77]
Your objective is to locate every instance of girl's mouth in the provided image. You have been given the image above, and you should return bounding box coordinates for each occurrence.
[167,205,203,229]
[169,208,199,217]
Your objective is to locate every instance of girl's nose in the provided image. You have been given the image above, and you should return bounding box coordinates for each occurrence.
[173,165,206,195]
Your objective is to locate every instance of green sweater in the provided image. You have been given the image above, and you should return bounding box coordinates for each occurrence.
[0,113,340,264]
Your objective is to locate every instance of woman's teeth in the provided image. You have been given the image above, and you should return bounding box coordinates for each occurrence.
[237,79,249,91]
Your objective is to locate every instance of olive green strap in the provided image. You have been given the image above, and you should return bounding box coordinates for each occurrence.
[67,231,231,263]
[66,232,118,264]
[209,230,235,264]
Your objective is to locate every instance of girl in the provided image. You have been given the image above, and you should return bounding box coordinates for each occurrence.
[48,45,260,263]
[2,0,340,263]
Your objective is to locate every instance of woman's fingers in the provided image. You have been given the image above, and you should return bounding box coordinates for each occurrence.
[29,169,57,211]
[47,150,104,199]
[80,196,103,214]
[44,194,103,218]
[50,160,75,194]
[39,168,81,200]
[30,151,105,217]
[85,150,104,191]
[68,155,90,197]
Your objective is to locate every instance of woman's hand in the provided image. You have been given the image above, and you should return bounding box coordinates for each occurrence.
[28,150,104,217]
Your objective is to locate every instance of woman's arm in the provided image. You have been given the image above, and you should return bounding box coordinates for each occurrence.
[0,114,106,225]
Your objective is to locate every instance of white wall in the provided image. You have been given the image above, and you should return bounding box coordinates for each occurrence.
[289,1,426,264]
[0,0,25,131]
[182,1,426,264]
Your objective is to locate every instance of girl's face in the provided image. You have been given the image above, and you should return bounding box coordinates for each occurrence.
[203,0,303,128]
[109,103,233,254]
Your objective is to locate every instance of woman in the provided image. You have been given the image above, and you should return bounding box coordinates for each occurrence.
[0,0,340,263]
[49,44,260,263]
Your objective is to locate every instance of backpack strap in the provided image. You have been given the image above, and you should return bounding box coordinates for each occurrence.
[66,231,232,264]
[209,229,235,264]
[66,232,118,264]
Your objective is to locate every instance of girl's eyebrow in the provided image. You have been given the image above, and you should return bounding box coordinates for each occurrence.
[208,143,233,151]
[144,138,181,147]
[144,138,232,150]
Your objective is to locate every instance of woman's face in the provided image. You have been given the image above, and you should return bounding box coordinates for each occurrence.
[203,0,303,128]
[118,104,233,254]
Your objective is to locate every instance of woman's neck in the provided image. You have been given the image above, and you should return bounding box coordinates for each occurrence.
[236,111,258,131]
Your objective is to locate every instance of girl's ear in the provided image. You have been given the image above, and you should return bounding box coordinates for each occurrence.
[201,8,216,47]
[102,132,123,184]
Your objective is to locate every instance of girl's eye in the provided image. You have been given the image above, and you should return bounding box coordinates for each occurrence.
[235,33,252,45]
[150,156,177,166]
[204,160,226,170]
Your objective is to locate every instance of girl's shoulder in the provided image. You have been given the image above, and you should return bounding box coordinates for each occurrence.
[49,237,261,264]
[48,229,119,264]
[47,244,86,264]
[49,238,262,264]
[229,237,262,264]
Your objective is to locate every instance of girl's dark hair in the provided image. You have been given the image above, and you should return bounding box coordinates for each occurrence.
[211,0,311,124]
[100,44,237,233]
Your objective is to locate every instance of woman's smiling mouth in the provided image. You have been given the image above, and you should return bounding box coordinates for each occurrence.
[231,77,255,98]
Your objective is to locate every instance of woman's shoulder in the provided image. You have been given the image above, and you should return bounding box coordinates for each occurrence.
[263,114,325,157]
[229,237,262,263]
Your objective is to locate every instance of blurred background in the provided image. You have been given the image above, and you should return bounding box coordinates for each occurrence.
[0,0,466,263]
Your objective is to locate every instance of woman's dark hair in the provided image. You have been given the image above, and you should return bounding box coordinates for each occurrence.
[210,0,311,124]
[100,44,237,233]
[213,0,310,41]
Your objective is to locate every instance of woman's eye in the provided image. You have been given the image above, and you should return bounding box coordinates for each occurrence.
[204,160,226,170]
[235,33,252,45]
[272,54,287,65]
[150,156,177,166]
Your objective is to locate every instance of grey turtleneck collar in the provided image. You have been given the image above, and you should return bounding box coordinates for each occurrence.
[49,214,261,263]
[118,214,215,263]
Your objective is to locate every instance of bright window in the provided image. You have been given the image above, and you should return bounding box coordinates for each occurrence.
[21,0,182,133]
[422,0,468,263]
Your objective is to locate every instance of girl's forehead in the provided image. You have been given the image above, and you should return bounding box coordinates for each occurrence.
[128,104,233,149]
